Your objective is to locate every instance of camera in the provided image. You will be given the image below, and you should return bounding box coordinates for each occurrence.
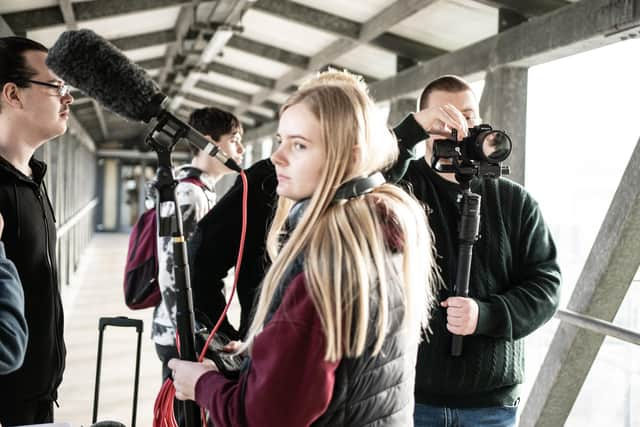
[431,124,512,179]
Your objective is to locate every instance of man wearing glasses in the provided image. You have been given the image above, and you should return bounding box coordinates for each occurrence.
[0,36,73,425]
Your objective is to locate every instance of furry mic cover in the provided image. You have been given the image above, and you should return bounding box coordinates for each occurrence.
[46,29,162,122]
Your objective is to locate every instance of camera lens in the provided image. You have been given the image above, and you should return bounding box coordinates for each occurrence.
[478,130,512,162]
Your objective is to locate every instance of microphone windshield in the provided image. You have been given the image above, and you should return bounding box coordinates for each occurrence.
[46,29,164,122]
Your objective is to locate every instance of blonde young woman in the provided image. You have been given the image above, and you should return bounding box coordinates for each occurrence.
[170,75,436,426]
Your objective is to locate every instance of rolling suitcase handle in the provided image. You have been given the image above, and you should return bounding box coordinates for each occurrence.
[92,316,144,427]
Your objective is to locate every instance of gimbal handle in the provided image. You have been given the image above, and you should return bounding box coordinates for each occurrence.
[450,188,481,356]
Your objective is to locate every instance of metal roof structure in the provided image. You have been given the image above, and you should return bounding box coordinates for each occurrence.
[2,2,640,426]
[0,0,583,149]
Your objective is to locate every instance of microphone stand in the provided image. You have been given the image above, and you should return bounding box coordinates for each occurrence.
[450,168,481,357]
[146,115,200,426]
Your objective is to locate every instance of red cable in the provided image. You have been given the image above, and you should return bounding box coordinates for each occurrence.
[199,171,248,362]
[154,170,249,427]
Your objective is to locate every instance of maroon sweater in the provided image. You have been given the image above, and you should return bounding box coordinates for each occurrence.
[195,273,339,426]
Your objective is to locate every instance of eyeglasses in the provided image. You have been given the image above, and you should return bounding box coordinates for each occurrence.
[23,79,71,97]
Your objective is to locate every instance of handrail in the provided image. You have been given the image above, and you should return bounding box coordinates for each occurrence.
[556,308,640,346]
[56,198,99,239]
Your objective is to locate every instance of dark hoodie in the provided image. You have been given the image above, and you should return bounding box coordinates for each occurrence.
[0,155,65,403]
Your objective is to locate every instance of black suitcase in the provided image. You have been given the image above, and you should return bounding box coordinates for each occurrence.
[91,316,143,427]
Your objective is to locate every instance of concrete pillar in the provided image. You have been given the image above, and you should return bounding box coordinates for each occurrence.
[479,66,528,185]
[388,98,416,127]
[0,17,14,37]
[388,53,419,127]
[136,166,147,215]
[101,159,120,230]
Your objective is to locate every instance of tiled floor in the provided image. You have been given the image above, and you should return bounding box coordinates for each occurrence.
[56,233,239,427]
[56,233,161,426]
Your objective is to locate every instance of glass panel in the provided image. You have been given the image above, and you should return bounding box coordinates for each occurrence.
[566,283,640,426]
[522,36,640,421]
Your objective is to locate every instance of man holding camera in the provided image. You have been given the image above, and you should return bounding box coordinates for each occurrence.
[394,75,561,426]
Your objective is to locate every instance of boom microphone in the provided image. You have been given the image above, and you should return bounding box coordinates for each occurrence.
[46,29,241,171]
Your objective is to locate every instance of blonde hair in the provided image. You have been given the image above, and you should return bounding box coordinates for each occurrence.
[299,68,368,92]
[243,74,436,361]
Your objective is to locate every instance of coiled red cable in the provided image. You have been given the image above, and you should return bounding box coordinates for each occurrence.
[154,171,249,427]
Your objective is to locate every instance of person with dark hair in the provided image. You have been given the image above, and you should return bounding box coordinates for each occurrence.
[186,107,243,157]
[0,212,28,376]
[0,36,74,425]
[151,107,244,387]
[394,75,562,426]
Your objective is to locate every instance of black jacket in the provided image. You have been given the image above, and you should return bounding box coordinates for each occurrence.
[0,155,65,403]
[189,159,277,340]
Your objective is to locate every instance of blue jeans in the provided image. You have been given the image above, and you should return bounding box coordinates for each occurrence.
[414,402,518,427]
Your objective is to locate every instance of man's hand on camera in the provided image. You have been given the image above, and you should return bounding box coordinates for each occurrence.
[441,297,479,335]
[413,104,469,140]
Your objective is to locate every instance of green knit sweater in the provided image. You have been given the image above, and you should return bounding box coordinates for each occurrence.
[401,145,561,408]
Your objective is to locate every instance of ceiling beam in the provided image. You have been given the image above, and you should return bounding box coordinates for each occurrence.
[368,0,640,102]
[204,62,276,88]
[203,34,386,81]
[235,0,438,115]
[194,80,253,103]
[159,4,195,88]
[74,0,193,21]
[110,29,177,51]
[169,0,255,110]
[58,0,77,30]
[252,0,359,38]
[473,0,570,18]
[243,0,640,143]
[138,56,168,70]
[251,0,445,60]
[2,7,62,34]
[2,0,193,33]
[372,32,446,61]
[225,35,309,68]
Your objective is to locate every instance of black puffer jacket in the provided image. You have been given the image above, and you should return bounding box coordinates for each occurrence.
[312,301,417,426]
[0,155,65,403]
[266,257,417,426]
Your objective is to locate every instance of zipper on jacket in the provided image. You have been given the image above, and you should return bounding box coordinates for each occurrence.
[37,187,63,398]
